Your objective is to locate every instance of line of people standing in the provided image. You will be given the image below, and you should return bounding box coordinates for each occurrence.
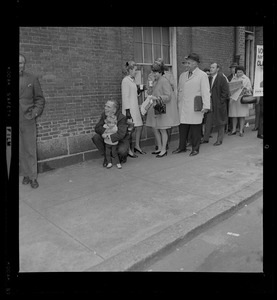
[92,52,261,169]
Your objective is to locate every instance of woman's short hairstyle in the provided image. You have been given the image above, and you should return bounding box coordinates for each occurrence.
[235,65,245,74]
[151,62,165,74]
[125,61,136,72]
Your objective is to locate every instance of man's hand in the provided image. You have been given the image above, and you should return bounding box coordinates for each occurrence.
[102,133,108,139]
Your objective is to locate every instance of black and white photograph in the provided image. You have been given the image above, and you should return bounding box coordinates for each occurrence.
[3,2,275,295]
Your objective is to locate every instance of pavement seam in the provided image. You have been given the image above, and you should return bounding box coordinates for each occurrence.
[84,179,262,272]
[21,200,106,261]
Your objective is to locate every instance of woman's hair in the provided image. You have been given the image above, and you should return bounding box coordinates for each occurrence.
[125,61,136,72]
[235,65,245,74]
[151,61,165,74]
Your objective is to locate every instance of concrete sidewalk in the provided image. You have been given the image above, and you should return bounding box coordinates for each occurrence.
[19,126,263,272]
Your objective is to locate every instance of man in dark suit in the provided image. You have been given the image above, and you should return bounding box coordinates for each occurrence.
[202,62,230,145]
[92,99,129,167]
[19,54,45,188]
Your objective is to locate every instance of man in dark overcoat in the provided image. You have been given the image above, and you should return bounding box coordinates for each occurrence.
[202,62,230,145]
[19,54,45,188]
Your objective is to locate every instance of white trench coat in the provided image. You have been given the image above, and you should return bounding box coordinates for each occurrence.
[178,67,210,124]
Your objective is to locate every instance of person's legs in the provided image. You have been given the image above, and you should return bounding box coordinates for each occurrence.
[105,144,112,164]
[178,124,187,150]
[111,145,120,165]
[190,124,202,152]
[239,117,245,135]
[134,126,143,150]
[231,117,237,133]
[117,138,129,162]
[152,127,162,152]
[92,133,108,166]
[92,133,105,156]
[166,127,172,149]
[254,102,260,130]
[214,125,224,144]
[159,129,168,154]
[19,120,38,181]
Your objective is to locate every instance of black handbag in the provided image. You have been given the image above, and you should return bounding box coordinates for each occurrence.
[241,95,258,104]
[154,98,166,115]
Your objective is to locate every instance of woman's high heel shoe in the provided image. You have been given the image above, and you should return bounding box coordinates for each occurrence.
[156,151,167,158]
[152,150,161,155]
[228,131,236,135]
[128,153,138,158]
[134,147,147,154]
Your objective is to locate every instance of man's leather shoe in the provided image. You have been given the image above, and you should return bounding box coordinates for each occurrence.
[30,179,39,189]
[200,140,209,144]
[213,141,222,146]
[22,176,30,185]
[257,134,263,139]
[103,159,108,167]
[189,150,199,156]
[172,148,187,154]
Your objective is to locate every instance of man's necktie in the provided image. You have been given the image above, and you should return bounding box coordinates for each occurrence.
[188,71,192,78]
[209,76,213,88]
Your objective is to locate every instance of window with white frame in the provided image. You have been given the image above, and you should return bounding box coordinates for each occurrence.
[134,27,172,85]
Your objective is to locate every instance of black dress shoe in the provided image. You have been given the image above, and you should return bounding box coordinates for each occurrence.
[30,179,39,189]
[257,134,263,139]
[189,150,199,156]
[172,148,187,154]
[213,141,222,146]
[200,140,209,144]
[22,176,30,185]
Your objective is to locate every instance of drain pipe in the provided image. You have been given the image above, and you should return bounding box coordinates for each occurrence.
[234,26,241,65]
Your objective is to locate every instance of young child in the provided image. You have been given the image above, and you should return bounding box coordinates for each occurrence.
[103,114,122,169]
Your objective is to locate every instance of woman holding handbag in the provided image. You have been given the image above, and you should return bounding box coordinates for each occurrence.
[121,61,146,157]
[145,61,180,157]
[228,65,252,137]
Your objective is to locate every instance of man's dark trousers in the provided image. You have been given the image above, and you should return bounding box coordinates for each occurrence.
[19,109,38,180]
[92,134,129,161]
[179,123,202,152]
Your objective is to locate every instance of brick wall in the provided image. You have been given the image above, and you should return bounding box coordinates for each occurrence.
[20,27,134,172]
[176,27,235,77]
[20,26,261,172]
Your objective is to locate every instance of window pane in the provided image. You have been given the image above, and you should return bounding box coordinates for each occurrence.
[144,43,152,63]
[143,27,152,43]
[162,27,169,45]
[134,27,142,42]
[153,27,161,44]
[154,44,161,61]
[142,65,152,84]
[162,46,170,64]
[134,42,143,63]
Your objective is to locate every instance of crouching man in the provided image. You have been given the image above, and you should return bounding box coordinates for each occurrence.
[92,100,130,167]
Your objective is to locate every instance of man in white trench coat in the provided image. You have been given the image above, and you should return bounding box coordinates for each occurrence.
[173,53,210,156]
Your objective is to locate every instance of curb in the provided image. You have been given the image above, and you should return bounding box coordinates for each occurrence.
[85,177,263,272]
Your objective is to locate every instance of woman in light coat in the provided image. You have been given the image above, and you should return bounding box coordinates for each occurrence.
[146,62,180,157]
[228,65,252,137]
[121,61,145,157]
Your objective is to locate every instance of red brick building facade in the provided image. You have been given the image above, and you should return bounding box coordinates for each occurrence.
[19,26,263,172]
